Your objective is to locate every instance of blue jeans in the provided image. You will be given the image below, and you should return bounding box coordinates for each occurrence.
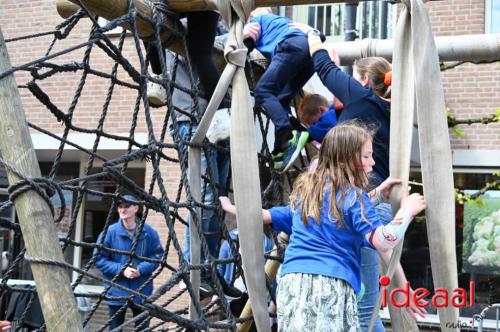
[172,122,230,262]
[108,305,149,331]
[358,202,392,332]
[254,35,315,151]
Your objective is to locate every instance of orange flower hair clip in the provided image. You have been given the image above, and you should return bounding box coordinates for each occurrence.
[384,71,392,86]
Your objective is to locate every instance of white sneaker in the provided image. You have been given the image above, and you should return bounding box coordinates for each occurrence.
[206,108,230,144]
[147,74,167,107]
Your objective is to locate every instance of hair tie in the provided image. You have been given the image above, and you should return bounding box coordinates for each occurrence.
[384,71,392,86]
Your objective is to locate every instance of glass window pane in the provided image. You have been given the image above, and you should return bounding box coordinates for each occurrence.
[491,0,500,33]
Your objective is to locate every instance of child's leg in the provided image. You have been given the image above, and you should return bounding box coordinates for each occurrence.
[144,41,163,75]
[187,11,229,107]
[254,35,314,153]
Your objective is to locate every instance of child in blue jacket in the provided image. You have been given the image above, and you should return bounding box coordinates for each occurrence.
[220,122,427,331]
[244,8,325,171]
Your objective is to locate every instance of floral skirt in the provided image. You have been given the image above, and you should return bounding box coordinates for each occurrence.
[276,273,360,332]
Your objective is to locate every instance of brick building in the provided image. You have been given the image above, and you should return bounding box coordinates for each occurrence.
[0,0,499,330]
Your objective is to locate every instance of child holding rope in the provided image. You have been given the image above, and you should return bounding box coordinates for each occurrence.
[291,22,396,330]
[219,122,427,331]
[244,8,325,172]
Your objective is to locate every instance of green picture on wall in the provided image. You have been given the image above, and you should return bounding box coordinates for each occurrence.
[462,190,500,274]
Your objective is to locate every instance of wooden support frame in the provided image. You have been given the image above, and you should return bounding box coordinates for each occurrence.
[0,27,83,332]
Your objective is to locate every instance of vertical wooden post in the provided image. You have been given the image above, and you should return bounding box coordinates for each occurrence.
[0,27,83,332]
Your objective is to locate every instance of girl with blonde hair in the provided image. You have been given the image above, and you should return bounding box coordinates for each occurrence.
[220,122,426,331]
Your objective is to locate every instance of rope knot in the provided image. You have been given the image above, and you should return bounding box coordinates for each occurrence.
[225,47,247,67]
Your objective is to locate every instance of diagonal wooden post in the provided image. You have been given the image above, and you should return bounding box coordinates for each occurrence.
[0,27,83,332]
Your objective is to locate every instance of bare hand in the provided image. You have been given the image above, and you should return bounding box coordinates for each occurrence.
[0,321,11,331]
[124,266,140,279]
[219,196,237,216]
[243,22,261,41]
[288,22,314,34]
[219,196,231,209]
[406,288,428,320]
[376,178,402,200]
[401,193,426,217]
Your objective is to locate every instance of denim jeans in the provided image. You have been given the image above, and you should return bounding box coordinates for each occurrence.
[108,305,149,331]
[172,122,230,262]
[358,202,392,332]
[254,35,315,151]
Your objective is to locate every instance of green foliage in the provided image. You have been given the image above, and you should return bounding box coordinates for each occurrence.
[452,127,464,137]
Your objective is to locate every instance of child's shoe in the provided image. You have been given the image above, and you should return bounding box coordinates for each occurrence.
[206,108,231,144]
[147,74,167,107]
[273,130,309,172]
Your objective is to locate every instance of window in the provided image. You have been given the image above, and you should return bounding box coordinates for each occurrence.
[293,2,394,41]
[486,0,500,33]
[403,170,500,323]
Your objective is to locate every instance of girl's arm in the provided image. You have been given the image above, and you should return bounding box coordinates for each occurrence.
[219,196,272,224]
[289,22,369,105]
[366,193,426,252]
[368,177,402,205]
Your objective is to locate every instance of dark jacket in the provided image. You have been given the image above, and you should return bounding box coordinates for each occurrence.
[94,219,164,306]
[312,49,391,182]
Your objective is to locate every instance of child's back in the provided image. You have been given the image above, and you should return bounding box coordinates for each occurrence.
[250,13,304,59]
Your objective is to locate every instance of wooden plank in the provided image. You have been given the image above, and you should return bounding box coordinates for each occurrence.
[0,26,83,332]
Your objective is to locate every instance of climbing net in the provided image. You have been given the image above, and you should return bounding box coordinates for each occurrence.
[0,3,313,331]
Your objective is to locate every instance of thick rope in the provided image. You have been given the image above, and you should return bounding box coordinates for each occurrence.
[368,0,459,331]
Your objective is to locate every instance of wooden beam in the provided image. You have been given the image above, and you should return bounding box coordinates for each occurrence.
[328,33,500,64]
[56,0,499,65]
[0,26,83,332]
[57,0,379,18]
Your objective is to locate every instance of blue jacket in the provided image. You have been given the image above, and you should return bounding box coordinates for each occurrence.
[307,104,338,143]
[250,14,305,60]
[313,49,391,180]
[94,219,164,305]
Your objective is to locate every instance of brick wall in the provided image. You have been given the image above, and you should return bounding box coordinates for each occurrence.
[0,0,498,328]
[0,0,190,327]
[405,0,500,149]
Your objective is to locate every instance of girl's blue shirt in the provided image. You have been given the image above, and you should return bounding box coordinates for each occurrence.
[269,189,381,293]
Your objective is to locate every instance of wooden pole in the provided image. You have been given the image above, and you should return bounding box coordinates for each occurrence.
[326,33,500,64]
[236,233,288,332]
[0,27,83,332]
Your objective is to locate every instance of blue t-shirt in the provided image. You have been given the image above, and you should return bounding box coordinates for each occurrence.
[269,189,382,293]
[250,14,305,60]
[313,49,391,181]
[307,104,338,142]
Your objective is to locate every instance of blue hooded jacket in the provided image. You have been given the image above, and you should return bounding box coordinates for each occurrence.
[94,218,164,306]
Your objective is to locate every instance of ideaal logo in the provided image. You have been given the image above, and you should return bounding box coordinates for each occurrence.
[379,275,475,308]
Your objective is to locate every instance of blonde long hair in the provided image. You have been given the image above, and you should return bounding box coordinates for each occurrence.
[354,57,392,99]
[290,121,374,226]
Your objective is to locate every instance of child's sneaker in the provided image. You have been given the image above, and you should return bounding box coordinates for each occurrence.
[147,74,167,107]
[273,130,309,172]
[206,108,230,144]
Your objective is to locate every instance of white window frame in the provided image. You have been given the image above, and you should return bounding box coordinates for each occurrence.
[485,0,500,33]
[293,3,395,42]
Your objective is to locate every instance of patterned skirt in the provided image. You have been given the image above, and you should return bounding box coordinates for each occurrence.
[276,273,360,332]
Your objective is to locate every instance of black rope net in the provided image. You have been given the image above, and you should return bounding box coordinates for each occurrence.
[0,2,313,331]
